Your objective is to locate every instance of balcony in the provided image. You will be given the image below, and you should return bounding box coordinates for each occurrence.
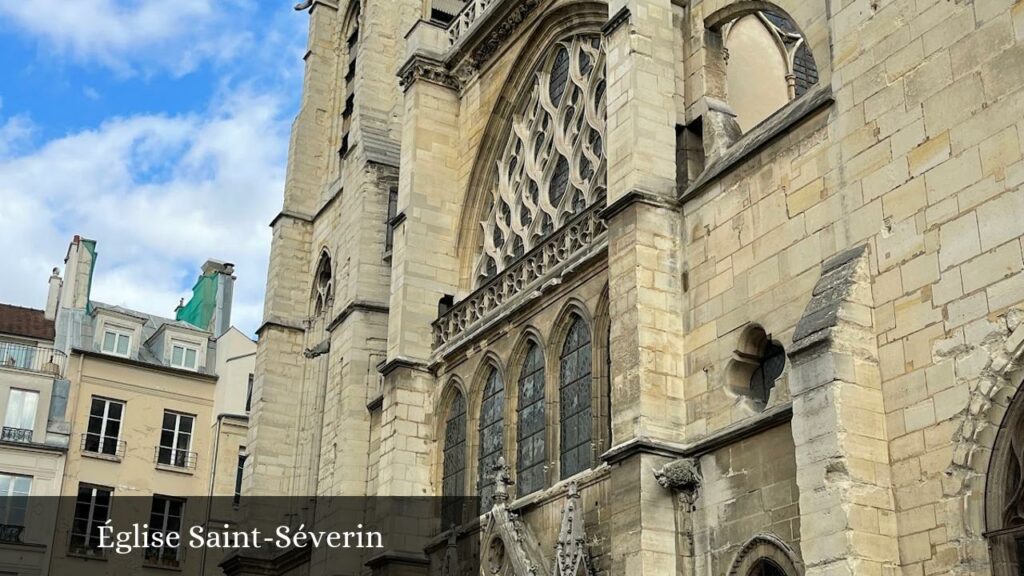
[154,446,197,471]
[447,0,495,46]
[1,427,32,443]
[0,341,66,378]
[81,433,126,460]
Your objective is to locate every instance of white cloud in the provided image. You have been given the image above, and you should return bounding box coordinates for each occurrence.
[0,0,256,75]
[0,91,290,334]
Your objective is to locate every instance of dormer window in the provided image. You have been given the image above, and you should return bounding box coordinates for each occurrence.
[101,326,132,357]
[169,340,199,371]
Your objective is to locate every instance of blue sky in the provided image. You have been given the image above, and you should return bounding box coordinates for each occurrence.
[0,1,308,335]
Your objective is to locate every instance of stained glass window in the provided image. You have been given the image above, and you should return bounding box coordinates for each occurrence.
[517,343,546,496]
[442,391,466,528]
[559,316,592,479]
[478,368,505,510]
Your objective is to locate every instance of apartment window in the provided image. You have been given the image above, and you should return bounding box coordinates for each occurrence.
[234,451,246,505]
[69,484,112,557]
[0,473,31,528]
[101,326,131,357]
[144,496,185,568]
[157,411,195,469]
[84,397,124,456]
[245,374,254,412]
[169,340,199,371]
[3,389,38,443]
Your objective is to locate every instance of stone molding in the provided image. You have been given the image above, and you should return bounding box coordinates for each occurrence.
[726,533,805,576]
[601,6,631,37]
[397,53,460,92]
[602,402,793,465]
[598,188,678,222]
[326,299,389,333]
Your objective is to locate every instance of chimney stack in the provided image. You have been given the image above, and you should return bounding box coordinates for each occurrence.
[60,236,97,311]
[202,259,235,337]
[45,267,62,321]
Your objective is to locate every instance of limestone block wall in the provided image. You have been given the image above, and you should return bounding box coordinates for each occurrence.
[678,0,1024,573]
[693,424,801,575]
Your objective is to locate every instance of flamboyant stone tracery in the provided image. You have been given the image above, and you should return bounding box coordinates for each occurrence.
[474,34,606,285]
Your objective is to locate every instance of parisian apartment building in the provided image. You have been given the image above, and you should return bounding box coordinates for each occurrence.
[0,237,256,576]
[234,0,1024,576]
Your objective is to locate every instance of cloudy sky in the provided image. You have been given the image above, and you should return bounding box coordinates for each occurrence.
[0,1,307,335]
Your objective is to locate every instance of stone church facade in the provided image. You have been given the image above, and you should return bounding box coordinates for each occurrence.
[241,0,1024,575]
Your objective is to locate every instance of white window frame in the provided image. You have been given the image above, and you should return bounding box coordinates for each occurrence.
[0,473,31,526]
[4,388,39,431]
[169,340,200,371]
[158,411,195,468]
[100,325,132,357]
[70,484,112,557]
[144,495,185,566]
[85,397,125,456]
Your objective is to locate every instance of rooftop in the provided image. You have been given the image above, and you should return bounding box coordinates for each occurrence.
[0,304,55,341]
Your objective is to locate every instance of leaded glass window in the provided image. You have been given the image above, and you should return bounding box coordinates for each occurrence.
[559,316,592,479]
[475,35,607,284]
[478,368,504,510]
[442,391,466,528]
[517,342,546,496]
[750,341,785,409]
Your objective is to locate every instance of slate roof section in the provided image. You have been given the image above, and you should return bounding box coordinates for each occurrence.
[0,303,56,341]
[86,301,213,373]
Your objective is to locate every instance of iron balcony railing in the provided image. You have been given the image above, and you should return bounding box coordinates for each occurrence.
[0,524,24,544]
[1,427,32,443]
[0,341,67,378]
[81,434,126,459]
[154,446,197,470]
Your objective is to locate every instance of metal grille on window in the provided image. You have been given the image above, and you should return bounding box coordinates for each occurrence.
[474,35,607,284]
[559,316,592,479]
[749,341,785,409]
[517,343,546,496]
[478,368,505,510]
[442,392,466,528]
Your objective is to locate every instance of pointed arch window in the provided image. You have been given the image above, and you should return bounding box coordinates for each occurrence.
[517,342,546,496]
[987,384,1024,575]
[559,315,592,479]
[477,367,504,510]
[442,391,466,528]
[719,9,819,131]
[312,253,333,317]
[474,34,607,284]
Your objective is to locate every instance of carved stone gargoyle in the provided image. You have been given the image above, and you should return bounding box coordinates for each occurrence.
[654,458,702,508]
[554,483,595,576]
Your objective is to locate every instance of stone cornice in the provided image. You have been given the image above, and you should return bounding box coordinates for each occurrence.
[268,210,313,228]
[599,189,678,221]
[326,300,389,333]
[378,356,432,378]
[601,403,793,465]
[255,318,306,337]
[602,6,631,36]
[397,53,460,92]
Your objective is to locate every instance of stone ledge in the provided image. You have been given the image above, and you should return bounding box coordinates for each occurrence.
[682,84,834,201]
[601,402,793,465]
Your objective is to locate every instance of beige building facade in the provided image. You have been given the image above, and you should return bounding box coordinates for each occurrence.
[0,302,70,576]
[21,237,258,576]
[245,0,1024,575]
